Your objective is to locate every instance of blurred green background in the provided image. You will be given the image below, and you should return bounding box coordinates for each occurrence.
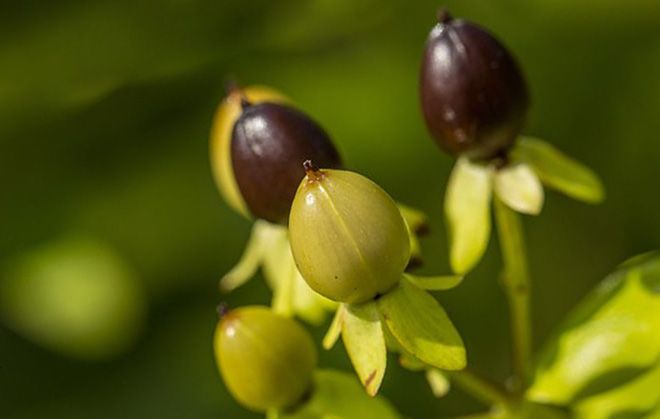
[1,0,659,417]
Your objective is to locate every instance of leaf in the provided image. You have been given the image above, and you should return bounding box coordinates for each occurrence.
[445,157,493,274]
[403,273,464,291]
[377,279,466,370]
[281,370,401,419]
[573,362,660,419]
[528,253,660,405]
[494,163,544,215]
[342,302,387,396]
[323,305,345,350]
[426,369,451,398]
[512,137,604,204]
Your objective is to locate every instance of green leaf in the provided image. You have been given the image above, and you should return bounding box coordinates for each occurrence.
[573,362,660,419]
[528,253,660,405]
[342,302,387,396]
[377,279,466,370]
[512,137,604,204]
[494,163,544,215]
[323,305,345,350]
[281,370,401,419]
[403,273,464,291]
[445,157,493,274]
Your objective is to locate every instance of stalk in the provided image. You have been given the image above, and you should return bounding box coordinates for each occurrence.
[494,196,532,393]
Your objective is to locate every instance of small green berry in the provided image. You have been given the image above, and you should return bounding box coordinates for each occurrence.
[288,162,411,304]
[214,306,317,412]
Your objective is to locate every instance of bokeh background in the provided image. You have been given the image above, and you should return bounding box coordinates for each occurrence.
[1,0,659,417]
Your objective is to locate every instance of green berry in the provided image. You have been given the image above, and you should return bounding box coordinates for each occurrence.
[214,306,317,412]
[288,162,411,304]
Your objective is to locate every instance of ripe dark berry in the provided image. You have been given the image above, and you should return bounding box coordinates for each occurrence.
[231,101,341,224]
[420,9,529,160]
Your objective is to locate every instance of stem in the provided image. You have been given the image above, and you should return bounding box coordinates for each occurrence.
[449,369,512,409]
[493,197,531,393]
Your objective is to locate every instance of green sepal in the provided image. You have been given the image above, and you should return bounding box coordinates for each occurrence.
[280,370,401,419]
[376,278,466,370]
[528,253,660,405]
[322,304,345,350]
[511,137,604,204]
[220,220,275,292]
[445,157,493,274]
[342,301,387,396]
[494,163,544,215]
[221,221,334,325]
[403,273,464,291]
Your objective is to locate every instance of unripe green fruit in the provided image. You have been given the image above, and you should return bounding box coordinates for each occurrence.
[214,306,317,412]
[289,163,411,304]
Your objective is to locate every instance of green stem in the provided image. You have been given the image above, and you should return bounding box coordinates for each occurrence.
[449,369,513,409]
[494,197,531,393]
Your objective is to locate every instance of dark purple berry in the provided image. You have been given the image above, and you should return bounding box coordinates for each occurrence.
[420,9,529,160]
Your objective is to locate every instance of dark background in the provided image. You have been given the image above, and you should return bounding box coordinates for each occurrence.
[1,0,659,417]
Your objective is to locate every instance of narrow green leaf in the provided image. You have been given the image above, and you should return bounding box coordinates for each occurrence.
[445,157,493,274]
[512,137,604,204]
[404,273,464,291]
[323,305,345,350]
[377,279,466,370]
[342,302,387,396]
[528,254,660,405]
[494,163,544,215]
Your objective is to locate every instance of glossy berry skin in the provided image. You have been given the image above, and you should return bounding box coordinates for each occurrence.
[231,102,341,224]
[210,86,288,219]
[289,165,411,304]
[420,11,529,160]
[214,306,317,413]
